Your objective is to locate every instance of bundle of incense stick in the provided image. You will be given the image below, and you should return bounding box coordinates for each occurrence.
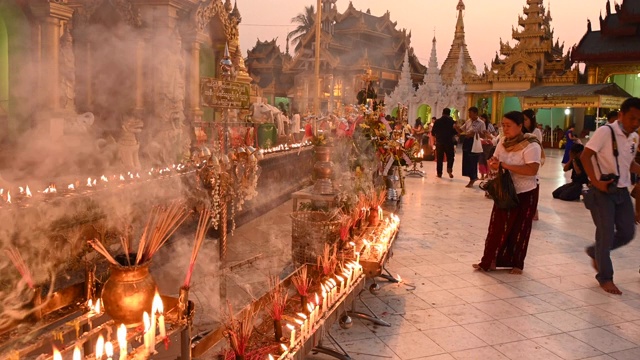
[267,276,288,321]
[87,239,118,266]
[136,200,190,265]
[5,246,34,289]
[368,188,387,209]
[183,207,212,288]
[225,301,258,358]
[317,244,338,276]
[291,266,312,297]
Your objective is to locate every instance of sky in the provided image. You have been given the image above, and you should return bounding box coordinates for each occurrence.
[238,0,608,71]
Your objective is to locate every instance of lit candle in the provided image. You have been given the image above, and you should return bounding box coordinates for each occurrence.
[355,252,360,264]
[294,319,304,340]
[349,241,356,258]
[105,342,113,360]
[307,303,315,325]
[286,324,296,349]
[117,324,127,360]
[143,311,151,353]
[153,292,166,338]
[95,298,101,314]
[378,206,383,221]
[269,355,275,360]
[321,288,327,312]
[336,275,345,295]
[297,313,307,337]
[53,345,62,360]
[73,345,82,360]
[278,344,289,360]
[96,335,105,359]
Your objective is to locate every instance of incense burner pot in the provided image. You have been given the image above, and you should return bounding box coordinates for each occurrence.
[102,254,157,325]
[313,146,334,194]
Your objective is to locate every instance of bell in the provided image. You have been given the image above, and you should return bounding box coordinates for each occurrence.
[369,283,381,295]
[339,315,353,329]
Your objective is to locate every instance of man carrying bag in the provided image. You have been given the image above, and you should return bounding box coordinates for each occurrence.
[581,97,640,295]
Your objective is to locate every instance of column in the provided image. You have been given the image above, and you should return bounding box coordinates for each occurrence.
[586,66,598,117]
[30,1,74,112]
[183,31,208,124]
[467,93,474,112]
[491,91,499,123]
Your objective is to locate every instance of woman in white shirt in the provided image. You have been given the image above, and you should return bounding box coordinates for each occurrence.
[473,111,542,274]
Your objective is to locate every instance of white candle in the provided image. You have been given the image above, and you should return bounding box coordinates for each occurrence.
[355,252,360,264]
[143,311,151,353]
[53,346,62,360]
[105,342,113,360]
[117,324,127,360]
[73,345,81,360]
[307,303,315,325]
[322,289,327,312]
[297,313,307,337]
[96,335,105,360]
[294,319,304,339]
[286,324,296,349]
[153,292,166,338]
[349,241,356,258]
[337,275,345,294]
[150,310,156,348]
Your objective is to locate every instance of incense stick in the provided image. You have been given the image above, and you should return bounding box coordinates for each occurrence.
[183,207,212,288]
[87,239,119,266]
[5,246,35,289]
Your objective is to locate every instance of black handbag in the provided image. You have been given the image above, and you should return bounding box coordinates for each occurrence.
[480,164,519,209]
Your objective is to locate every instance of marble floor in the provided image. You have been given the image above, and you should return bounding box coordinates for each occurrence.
[299,148,640,360]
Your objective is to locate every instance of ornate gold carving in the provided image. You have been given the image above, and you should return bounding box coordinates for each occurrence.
[596,64,640,83]
[193,0,237,41]
[73,0,142,28]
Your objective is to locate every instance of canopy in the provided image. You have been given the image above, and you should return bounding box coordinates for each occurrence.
[519,83,632,109]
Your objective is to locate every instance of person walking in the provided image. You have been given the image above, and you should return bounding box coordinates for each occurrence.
[582,97,640,295]
[456,107,486,187]
[431,108,457,178]
[473,111,542,274]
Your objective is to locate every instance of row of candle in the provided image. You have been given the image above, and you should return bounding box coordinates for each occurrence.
[259,141,312,155]
[270,261,364,359]
[356,214,400,261]
[0,161,201,206]
[52,293,167,360]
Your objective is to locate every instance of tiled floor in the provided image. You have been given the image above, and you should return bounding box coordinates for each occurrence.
[302,148,640,360]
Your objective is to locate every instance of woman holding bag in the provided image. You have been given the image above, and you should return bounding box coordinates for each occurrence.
[473,111,542,274]
[456,107,486,187]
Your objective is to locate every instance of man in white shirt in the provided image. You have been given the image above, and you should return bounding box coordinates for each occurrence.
[581,97,640,295]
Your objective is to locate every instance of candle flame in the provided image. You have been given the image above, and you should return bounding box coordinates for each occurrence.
[315,293,320,304]
[96,335,105,359]
[117,323,127,349]
[297,313,307,320]
[105,342,113,358]
[68,183,75,190]
[294,319,303,325]
[143,311,151,332]
[286,324,295,331]
[53,345,62,360]
[307,303,314,312]
[7,191,10,204]
[87,177,93,187]
[95,298,101,313]
[269,355,275,360]
[87,298,93,309]
[19,186,24,194]
[0,188,3,195]
[153,292,164,314]
[73,345,81,360]
[349,241,356,247]
[396,274,402,283]
[280,344,288,352]
[101,175,108,182]
[119,174,125,181]
[25,185,32,197]
[336,275,344,282]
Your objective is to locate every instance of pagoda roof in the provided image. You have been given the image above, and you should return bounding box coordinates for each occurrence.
[518,83,631,98]
[573,0,640,63]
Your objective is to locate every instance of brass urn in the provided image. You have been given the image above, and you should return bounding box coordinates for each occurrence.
[313,146,334,194]
[102,254,157,326]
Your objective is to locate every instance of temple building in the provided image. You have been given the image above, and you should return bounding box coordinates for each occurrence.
[572,0,640,127]
[466,0,578,125]
[0,0,249,165]
[440,0,477,85]
[245,39,294,111]
[246,0,426,114]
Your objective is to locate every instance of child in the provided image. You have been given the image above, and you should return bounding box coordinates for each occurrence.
[553,143,588,201]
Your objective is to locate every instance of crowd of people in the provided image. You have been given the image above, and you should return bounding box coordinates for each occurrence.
[417,98,640,295]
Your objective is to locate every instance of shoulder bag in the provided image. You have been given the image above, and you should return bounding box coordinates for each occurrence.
[480,163,519,209]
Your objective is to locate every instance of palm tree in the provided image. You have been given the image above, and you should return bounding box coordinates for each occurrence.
[288,5,315,51]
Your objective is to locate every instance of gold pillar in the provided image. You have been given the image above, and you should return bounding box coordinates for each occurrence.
[184,31,207,123]
[134,40,145,113]
[586,65,598,116]
[30,2,73,112]
[491,91,499,123]
[467,94,474,112]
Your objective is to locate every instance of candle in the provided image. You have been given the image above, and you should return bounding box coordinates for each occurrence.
[294,319,304,339]
[143,311,151,353]
[117,324,127,360]
[349,241,356,258]
[307,303,314,325]
[286,324,296,349]
[378,206,383,221]
[269,355,275,360]
[153,292,166,338]
[105,342,113,360]
[73,345,81,360]
[96,335,105,360]
[53,345,62,360]
[278,344,289,360]
[321,288,327,312]
[297,313,307,337]
[336,275,344,294]
[355,252,360,264]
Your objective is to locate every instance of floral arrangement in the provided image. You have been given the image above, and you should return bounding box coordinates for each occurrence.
[311,133,332,147]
